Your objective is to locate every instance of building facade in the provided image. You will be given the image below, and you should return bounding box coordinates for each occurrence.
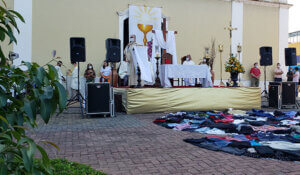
[4,0,291,85]
[289,31,300,65]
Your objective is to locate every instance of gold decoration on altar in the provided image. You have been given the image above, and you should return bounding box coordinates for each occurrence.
[237,43,243,86]
[205,47,210,59]
[218,44,225,87]
[138,24,153,46]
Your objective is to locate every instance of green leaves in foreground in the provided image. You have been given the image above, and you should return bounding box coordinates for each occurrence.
[0,61,67,174]
[0,3,68,175]
[49,159,106,175]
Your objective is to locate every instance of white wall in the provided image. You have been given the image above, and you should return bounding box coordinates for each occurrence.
[13,0,32,66]
[279,7,289,79]
[231,1,244,80]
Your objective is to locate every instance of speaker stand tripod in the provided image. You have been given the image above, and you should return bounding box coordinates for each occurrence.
[261,66,268,99]
[66,62,85,118]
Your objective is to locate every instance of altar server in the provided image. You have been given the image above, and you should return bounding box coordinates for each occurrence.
[183,55,195,86]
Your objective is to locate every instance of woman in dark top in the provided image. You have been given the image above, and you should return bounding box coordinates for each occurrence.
[84,63,96,83]
[287,67,294,82]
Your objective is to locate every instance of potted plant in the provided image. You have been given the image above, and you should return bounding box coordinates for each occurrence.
[225,57,245,87]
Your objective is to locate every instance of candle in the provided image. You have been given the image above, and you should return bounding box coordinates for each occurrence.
[155,46,159,57]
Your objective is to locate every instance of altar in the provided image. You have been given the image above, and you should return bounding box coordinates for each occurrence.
[159,65,212,88]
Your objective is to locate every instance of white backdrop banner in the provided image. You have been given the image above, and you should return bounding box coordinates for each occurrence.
[129,5,162,46]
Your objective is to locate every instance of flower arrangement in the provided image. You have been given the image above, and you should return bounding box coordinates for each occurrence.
[225,57,245,74]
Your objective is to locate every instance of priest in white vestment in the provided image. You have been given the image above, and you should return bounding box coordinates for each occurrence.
[125,35,153,87]
[183,55,195,86]
[124,35,141,87]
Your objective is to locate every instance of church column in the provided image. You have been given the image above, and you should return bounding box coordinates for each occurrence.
[117,9,129,63]
[231,1,244,80]
[279,6,289,79]
[13,0,33,66]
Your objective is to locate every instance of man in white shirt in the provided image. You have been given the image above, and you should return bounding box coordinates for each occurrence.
[183,55,195,86]
[274,63,283,82]
[293,67,299,97]
[55,61,65,84]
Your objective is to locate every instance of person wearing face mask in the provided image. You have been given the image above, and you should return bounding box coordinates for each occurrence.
[84,63,96,83]
[250,62,261,87]
[274,63,283,82]
[124,35,142,87]
[100,61,111,83]
[183,55,195,86]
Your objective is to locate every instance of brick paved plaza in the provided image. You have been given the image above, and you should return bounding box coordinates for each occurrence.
[30,111,300,175]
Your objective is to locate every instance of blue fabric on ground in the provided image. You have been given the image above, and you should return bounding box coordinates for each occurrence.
[194,127,210,133]
[190,120,205,124]
[233,134,249,141]
[182,128,197,132]
[208,138,231,147]
[250,139,260,146]
[167,123,179,127]
[269,115,292,121]
[285,111,297,117]
[206,112,220,116]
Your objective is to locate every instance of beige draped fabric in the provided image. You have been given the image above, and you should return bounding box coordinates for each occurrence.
[124,87,261,114]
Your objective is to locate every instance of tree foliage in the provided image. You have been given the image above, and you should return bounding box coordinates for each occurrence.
[0,2,67,174]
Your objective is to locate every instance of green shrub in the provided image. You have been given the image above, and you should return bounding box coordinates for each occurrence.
[50,159,106,175]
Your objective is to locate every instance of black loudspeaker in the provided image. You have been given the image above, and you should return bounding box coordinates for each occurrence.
[285,48,297,66]
[70,37,86,62]
[282,82,296,105]
[86,83,111,114]
[106,38,121,62]
[269,85,280,108]
[260,47,272,66]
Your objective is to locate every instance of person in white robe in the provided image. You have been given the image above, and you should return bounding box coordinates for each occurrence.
[125,35,143,87]
[183,55,195,86]
[55,61,65,84]
[199,59,213,87]
[70,62,78,99]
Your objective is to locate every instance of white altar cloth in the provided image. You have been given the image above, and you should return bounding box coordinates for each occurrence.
[159,65,212,88]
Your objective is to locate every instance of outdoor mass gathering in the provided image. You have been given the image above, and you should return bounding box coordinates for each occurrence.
[1,0,300,174]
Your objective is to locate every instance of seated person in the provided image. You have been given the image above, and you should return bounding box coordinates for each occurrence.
[118,59,129,86]
[84,63,96,83]
[100,61,111,82]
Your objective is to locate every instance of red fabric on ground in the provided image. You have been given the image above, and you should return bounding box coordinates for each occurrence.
[214,120,234,123]
[153,119,166,123]
[245,135,258,140]
[220,113,233,119]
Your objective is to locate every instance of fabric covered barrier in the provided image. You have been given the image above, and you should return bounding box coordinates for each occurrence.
[126,87,261,114]
[113,88,128,111]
